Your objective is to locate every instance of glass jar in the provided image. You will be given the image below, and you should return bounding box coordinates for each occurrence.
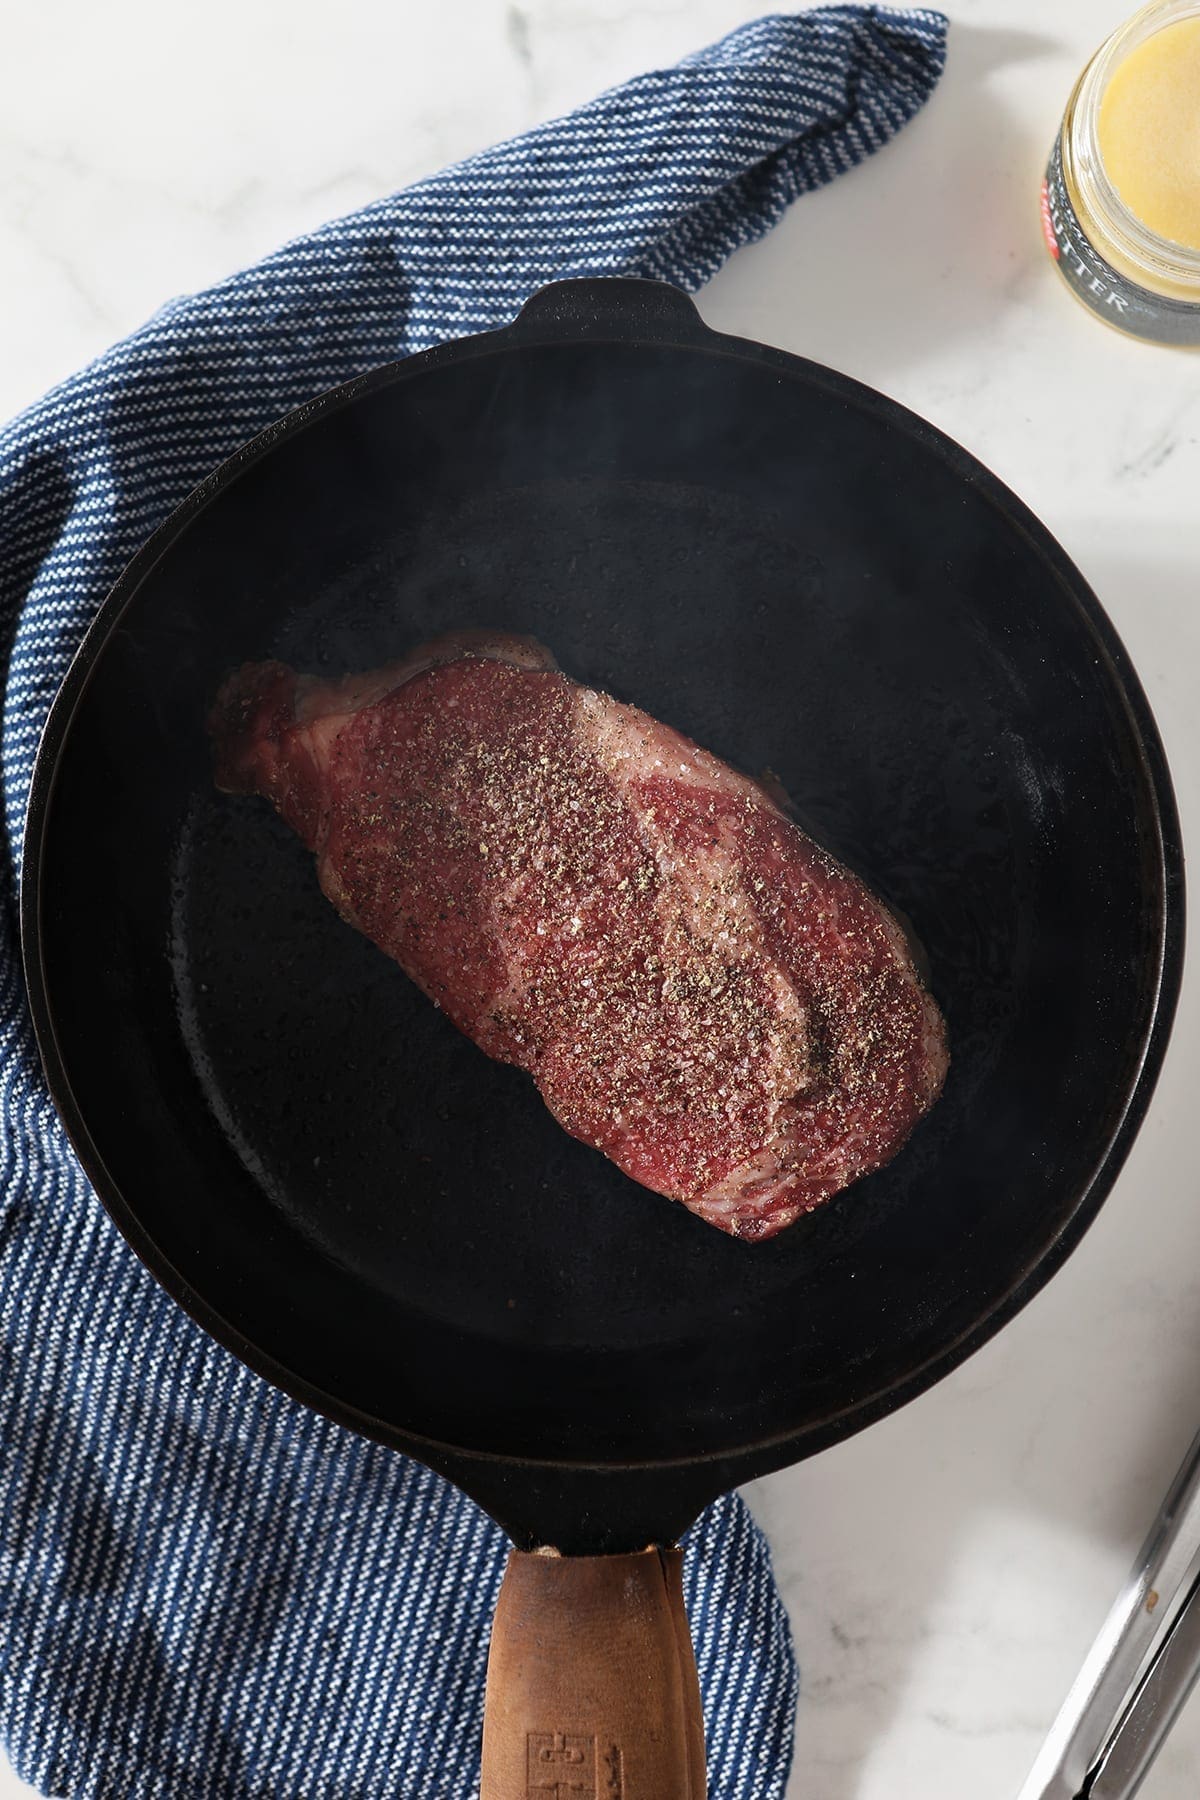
[1042,0,1200,345]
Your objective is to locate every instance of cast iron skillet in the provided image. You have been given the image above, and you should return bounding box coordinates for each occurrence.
[22,279,1183,1793]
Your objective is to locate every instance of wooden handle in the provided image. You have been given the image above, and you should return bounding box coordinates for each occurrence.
[480,1546,706,1800]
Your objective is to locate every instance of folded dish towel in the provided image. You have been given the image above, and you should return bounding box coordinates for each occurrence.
[0,8,946,1796]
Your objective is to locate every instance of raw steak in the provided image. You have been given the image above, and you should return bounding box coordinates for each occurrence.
[211,633,948,1240]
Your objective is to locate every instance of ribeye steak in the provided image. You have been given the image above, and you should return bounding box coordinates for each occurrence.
[211,633,947,1239]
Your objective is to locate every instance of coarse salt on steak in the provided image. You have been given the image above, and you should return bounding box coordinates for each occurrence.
[210,632,948,1239]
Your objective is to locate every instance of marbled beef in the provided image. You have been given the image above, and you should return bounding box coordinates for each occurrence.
[211,633,947,1239]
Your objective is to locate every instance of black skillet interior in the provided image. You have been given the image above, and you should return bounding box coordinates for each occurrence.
[25,281,1181,1551]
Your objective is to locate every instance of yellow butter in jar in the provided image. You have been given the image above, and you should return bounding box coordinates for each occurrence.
[1043,0,1200,344]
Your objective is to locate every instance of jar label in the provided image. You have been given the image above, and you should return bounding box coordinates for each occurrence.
[1042,136,1200,345]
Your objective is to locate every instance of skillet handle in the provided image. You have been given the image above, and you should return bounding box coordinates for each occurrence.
[480,1546,706,1799]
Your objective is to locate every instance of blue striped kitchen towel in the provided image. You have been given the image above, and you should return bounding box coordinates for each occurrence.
[0,8,946,1796]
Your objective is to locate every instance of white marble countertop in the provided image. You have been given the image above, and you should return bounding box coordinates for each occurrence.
[4,0,1199,1795]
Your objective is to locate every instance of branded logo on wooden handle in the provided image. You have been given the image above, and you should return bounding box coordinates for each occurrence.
[526,1733,623,1798]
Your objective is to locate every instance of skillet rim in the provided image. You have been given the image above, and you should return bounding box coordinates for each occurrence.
[18,277,1186,1483]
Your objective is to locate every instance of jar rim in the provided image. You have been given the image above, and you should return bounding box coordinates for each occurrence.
[1068,0,1200,288]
